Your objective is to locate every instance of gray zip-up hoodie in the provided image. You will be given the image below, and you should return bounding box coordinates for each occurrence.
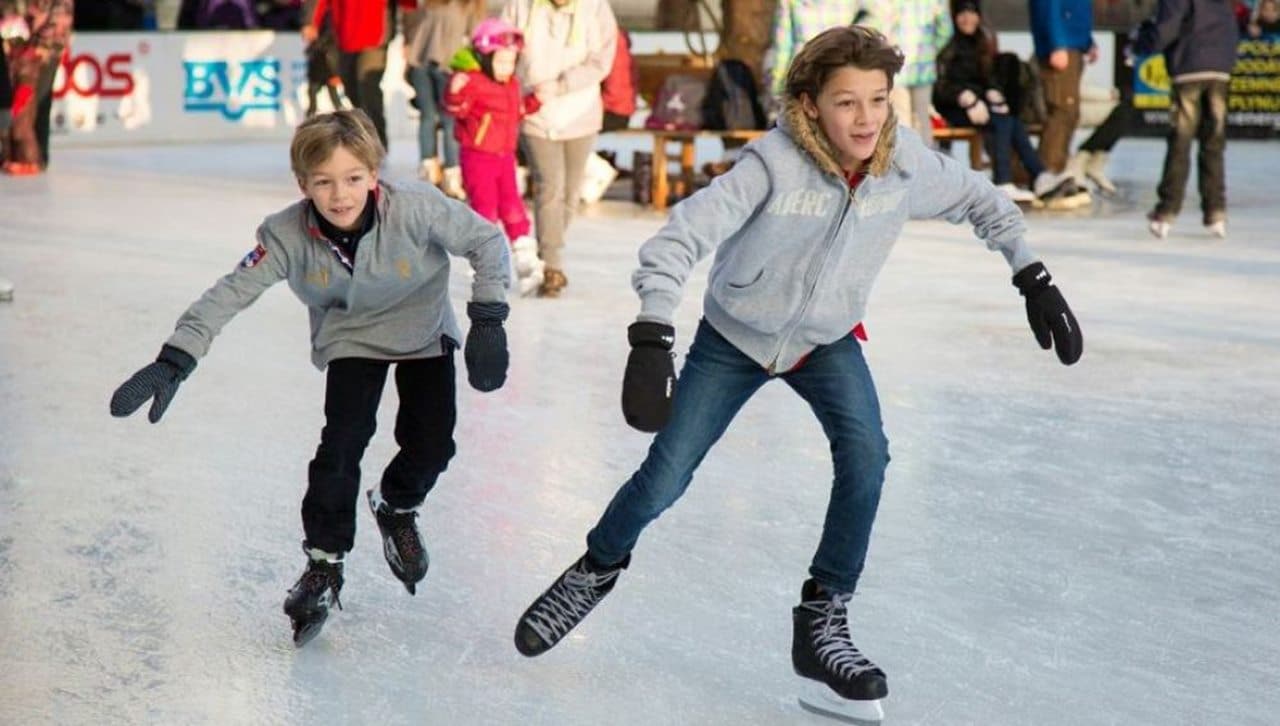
[633,104,1038,373]
[166,179,510,370]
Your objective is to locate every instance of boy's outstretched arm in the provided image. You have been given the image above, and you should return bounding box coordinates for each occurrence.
[908,146,1083,365]
[111,225,289,422]
[427,192,512,391]
[624,152,772,431]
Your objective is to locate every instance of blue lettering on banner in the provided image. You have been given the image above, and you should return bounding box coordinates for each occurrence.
[183,59,282,120]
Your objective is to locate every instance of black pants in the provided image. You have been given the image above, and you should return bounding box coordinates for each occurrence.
[1079,86,1134,154]
[302,355,456,554]
[338,47,388,151]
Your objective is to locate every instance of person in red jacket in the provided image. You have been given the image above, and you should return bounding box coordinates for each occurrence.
[303,0,393,150]
[600,24,636,131]
[445,19,545,296]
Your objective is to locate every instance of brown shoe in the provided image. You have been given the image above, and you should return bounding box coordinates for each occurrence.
[539,268,567,298]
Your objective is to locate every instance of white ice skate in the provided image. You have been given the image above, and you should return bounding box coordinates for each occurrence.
[0,277,13,302]
[798,679,885,723]
[511,235,545,297]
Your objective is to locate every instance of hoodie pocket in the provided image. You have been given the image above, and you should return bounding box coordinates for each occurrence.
[711,267,798,334]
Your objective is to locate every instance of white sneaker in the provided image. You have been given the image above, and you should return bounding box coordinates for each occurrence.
[510,236,545,297]
[1148,214,1171,239]
[1083,151,1117,195]
[441,166,466,200]
[1032,171,1074,199]
[418,158,443,185]
[1205,220,1226,239]
[997,182,1039,204]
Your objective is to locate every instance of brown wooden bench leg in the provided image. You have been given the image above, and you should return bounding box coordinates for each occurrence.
[969,133,984,171]
[652,135,670,212]
[679,139,696,199]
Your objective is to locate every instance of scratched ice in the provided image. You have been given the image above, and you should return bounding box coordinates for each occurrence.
[1,134,1277,725]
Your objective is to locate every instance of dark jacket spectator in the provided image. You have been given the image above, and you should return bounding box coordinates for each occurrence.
[178,0,260,29]
[1134,0,1239,79]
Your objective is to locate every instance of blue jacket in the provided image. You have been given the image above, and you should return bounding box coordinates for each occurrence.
[1134,0,1238,80]
[1028,0,1094,59]
[632,106,1037,373]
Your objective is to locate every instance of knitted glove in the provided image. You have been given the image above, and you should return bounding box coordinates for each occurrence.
[621,322,676,432]
[464,301,509,392]
[109,345,198,423]
[1012,263,1083,365]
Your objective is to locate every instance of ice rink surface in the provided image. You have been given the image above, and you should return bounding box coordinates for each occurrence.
[1,134,1277,725]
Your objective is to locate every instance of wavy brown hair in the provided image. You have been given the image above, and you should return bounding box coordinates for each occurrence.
[784,25,905,104]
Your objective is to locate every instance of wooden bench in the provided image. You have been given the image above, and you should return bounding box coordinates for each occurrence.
[603,123,1041,212]
[600,128,766,212]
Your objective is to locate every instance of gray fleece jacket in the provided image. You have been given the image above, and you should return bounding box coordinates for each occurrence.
[167,179,510,370]
[633,105,1038,373]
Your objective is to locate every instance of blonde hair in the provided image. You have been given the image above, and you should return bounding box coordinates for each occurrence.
[290,109,386,180]
[784,25,905,103]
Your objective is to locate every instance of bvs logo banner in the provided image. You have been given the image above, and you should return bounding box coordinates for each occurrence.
[183,59,282,121]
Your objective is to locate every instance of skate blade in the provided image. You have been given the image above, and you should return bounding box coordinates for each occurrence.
[291,612,329,648]
[797,681,884,723]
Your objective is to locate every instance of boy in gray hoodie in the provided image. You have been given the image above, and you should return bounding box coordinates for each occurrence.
[109,109,512,647]
[512,26,1082,721]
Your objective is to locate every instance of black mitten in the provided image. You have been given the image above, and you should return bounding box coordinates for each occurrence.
[621,322,676,432]
[1012,262,1083,365]
[109,345,197,423]
[464,301,509,392]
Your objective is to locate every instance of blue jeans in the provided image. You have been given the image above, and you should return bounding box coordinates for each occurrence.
[986,112,1044,185]
[586,320,890,593]
[409,63,458,167]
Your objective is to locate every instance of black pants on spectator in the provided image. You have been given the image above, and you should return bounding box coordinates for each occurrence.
[1079,86,1135,154]
[302,354,457,554]
[1154,79,1229,223]
[338,47,388,151]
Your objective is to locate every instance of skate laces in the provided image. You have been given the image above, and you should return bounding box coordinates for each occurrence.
[298,561,343,610]
[804,594,878,679]
[526,560,619,645]
[379,508,423,561]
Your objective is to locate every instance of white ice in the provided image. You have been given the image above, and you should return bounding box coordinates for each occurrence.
[1,134,1278,726]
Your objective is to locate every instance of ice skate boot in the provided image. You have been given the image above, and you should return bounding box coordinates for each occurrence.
[793,579,887,723]
[367,488,428,594]
[514,552,629,656]
[510,235,545,297]
[283,547,344,647]
[1147,211,1172,239]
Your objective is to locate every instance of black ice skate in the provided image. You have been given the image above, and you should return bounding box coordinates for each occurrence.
[514,552,629,657]
[793,579,887,723]
[283,549,344,648]
[367,488,428,595]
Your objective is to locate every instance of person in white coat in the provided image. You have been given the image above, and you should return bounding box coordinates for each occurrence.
[501,0,617,297]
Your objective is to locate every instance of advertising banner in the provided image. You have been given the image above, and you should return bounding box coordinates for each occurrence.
[51,31,416,147]
[1132,36,1280,138]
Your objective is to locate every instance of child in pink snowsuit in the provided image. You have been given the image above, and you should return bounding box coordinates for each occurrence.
[444,19,544,295]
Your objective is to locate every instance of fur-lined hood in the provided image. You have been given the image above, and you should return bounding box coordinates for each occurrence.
[778,98,902,179]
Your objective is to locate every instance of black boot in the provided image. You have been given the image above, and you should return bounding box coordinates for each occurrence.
[514,552,629,657]
[792,579,887,701]
[367,489,428,594]
[283,548,344,647]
